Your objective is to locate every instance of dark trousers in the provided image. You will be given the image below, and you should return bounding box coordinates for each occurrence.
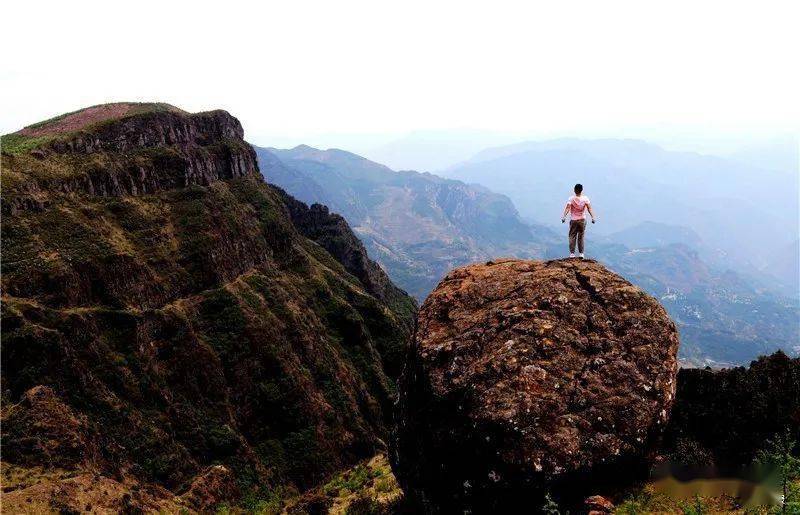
[569,219,586,253]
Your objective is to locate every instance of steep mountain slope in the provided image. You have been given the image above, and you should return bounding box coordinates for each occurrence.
[445,138,799,281]
[256,145,556,300]
[1,104,416,511]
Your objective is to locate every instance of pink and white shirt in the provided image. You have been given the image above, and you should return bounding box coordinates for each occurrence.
[567,195,590,220]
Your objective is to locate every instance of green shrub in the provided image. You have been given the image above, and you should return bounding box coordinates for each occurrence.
[207,424,240,456]
[323,463,382,497]
[1,133,54,155]
[374,476,395,494]
[756,430,800,515]
[615,488,674,515]
[540,492,561,515]
[679,495,708,515]
[241,486,287,515]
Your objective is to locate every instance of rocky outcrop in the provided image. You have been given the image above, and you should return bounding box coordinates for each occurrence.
[1,104,416,509]
[179,465,240,511]
[391,258,680,511]
[44,109,247,154]
[585,495,615,514]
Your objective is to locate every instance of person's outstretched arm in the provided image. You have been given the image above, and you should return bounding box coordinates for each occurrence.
[586,203,596,223]
[561,203,570,222]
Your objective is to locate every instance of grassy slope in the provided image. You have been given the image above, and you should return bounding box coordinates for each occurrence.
[1,109,414,511]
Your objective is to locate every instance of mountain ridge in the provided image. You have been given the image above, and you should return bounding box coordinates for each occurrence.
[1,104,416,511]
[257,144,556,300]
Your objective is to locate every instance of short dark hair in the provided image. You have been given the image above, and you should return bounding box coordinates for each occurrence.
[574,183,583,194]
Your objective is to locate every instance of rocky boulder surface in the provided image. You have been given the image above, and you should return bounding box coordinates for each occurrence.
[392,258,680,511]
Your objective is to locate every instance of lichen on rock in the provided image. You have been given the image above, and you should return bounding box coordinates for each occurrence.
[391,258,680,511]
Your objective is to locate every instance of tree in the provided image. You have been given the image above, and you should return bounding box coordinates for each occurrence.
[756,429,800,515]
[541,492,561,515]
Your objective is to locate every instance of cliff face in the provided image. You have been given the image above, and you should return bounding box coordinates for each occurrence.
[279,194,415,327]
[0,104,415,511]
[3,107,257,215]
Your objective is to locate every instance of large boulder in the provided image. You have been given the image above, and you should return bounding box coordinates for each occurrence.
[391,259,680,511]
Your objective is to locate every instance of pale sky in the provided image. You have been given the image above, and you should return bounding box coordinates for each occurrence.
[2,0,798,147]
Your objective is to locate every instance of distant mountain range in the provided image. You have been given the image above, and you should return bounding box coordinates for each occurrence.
[255,145,556,299]
[724,135,799,174]
[604,221,704,250]
[361,129,521,172]
[357,130,799,177]
[258,144,799,367]
[444,138,799,292]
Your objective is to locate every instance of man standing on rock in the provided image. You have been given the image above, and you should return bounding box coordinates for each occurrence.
[561,183,596,258]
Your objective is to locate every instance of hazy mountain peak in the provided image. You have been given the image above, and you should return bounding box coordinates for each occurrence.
[457,137,667,168]
[290,143,317,151]
[276,144,394,171]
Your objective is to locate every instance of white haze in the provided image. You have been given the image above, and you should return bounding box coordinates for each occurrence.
[2,0,799,163]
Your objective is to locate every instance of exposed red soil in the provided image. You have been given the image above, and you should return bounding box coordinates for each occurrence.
[18,103,180,137]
